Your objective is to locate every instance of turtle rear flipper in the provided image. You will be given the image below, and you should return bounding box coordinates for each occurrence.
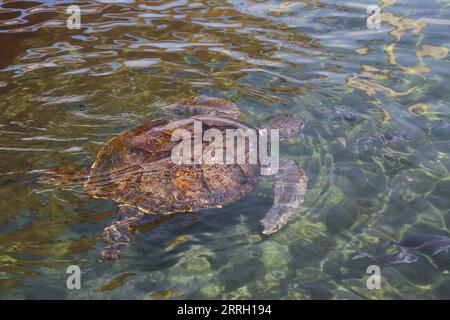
[100,206,145,261]
[260,159,308,235]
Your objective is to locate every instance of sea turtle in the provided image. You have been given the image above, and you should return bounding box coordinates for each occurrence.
[46,97,308,260]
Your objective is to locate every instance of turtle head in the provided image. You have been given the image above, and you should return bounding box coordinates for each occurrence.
[167,96,241,119]
[262,113,305,140]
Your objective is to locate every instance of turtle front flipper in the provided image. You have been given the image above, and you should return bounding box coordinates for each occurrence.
[100,206,145,260]
[260,159,308,235]
[165,96,240,119]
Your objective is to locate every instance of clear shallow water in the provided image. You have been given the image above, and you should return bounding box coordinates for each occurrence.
[0,0,449,299]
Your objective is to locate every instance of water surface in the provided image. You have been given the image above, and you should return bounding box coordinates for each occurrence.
[0,0,449,299]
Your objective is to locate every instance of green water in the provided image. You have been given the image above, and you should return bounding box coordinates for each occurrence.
[0,0,449,299]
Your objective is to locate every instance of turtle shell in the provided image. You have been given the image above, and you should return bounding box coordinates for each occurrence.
[84,115,261,214]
